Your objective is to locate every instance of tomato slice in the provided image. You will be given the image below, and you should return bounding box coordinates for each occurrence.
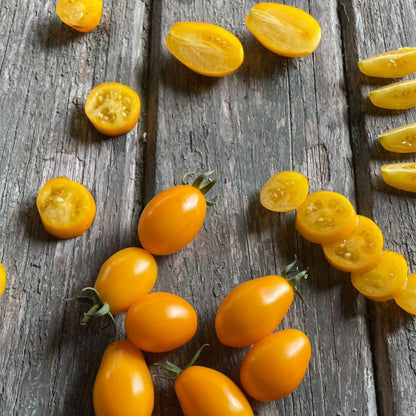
[245,3,321,58]
[85,82,141,136]
[56,0,102,33]
[351,250,407,302]
[379,122,416,153]
[322,215,384,273]
[395,273,416,314]
[295,191,357,244]
[165,22,244,77]
[369,79,416,109]
[381,163,416,193]
[36,177,96,239]
[359,47,416,78]
[0,263,6,298]
[260,171,308,212]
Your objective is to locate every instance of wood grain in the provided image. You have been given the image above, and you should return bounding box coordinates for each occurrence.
[0,0,415,415]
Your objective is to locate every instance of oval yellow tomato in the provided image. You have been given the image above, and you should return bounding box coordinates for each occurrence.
[260,171,309,212]
[94,247,158,315]
[351,250,407,302]
[381,163,416,192]
[125,292,197,353]
[93,340,154,416]
[359,47,416,78]
[322,215,384,273]
[240,329,311,402]
[245,3,321,57]
[369,79,416,109]
[295,190,357,244]
[0,262,6,298]
[379,122,416,153]
[36,177,96,239]
[395,273,416,314]
[175,366,253,416]
[166,22,244,77]
[56,0,102,33]
[85,82,141,136]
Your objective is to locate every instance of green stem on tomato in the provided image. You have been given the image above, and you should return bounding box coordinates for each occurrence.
[282,257,308,307]
[182,171,222,205]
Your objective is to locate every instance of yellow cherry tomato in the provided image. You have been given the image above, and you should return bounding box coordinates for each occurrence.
[85,82,141,136]
[260,171,309,212]
[379,122,416,153]
[359,47,416,78]
[240,329,311,402]
[125,292,197,353]
[0,263,6,298]
[166,22,244,77]
[369,79,416,109]
[395,273,416,314]
[56,0,102,33]
[245,3,321,58]
[175,366,253,416]
[93,340,154,416]
[295,191,357,244]
[94,247,158,315]
[381,163,416,192]
[36,177,96,239]
[351,250,408,302]
[322,215,384,273]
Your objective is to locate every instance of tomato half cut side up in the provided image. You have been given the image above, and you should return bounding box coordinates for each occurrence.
[260,171,309,212]
[85,82,141,136]
[56,0,103,33]
[381,163,416,192]
[358,47,416,78]
[36,177,96,239]
[166,22,244,77]
[322,215,384,273]
[245,3,321,57]
[295,190,357,244]
[395,273,416,315]
[351,250,408,302]
[379,122,416,153]
[369,79,416,109]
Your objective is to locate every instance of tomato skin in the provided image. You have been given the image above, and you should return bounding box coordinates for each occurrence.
[381,163,416,193]
[93,340,154,416]
[395,273,416,315]
[138,185,207,255]
[94,247,157,314]
[0,263,6,298]
[369,79,416,109]
[175,366,253,416]
[240,329,311,402]
[379,122,416,153]
[215,275,294,347]
[125,292,197,353]
[56,0,102,33]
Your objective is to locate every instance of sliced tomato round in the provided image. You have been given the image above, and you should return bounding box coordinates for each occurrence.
[295,191,357,244]
[56,0,102,33]
[395,273,416,314]
[85,82,141,136]
[260,171,308,212]
[381,163,416,193]
[322,215,384,273]
[351,250,407,302]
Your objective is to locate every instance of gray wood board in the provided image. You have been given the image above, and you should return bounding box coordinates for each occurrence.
[0,0,415,415]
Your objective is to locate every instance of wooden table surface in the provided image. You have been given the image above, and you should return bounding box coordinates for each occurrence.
[1,1,416,415]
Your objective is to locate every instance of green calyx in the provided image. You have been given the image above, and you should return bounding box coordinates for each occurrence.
[65,287,116,338]
[282,257,308,306]
[182,171,222,206]
[156,344,209,381]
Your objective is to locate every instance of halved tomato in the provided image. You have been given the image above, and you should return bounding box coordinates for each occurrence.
[381,163,416,192]
[322,215,384,273]
[260,171,308,212]
[395,273,416,314]
[0,262,6,298]
[369,79,416,109]
[85,82,141,136]
[359,47,416,78]
[166,22,244,77]
[379,122,416,153]
[295,191,357,244]
[56,0,102,33]
[351,250,407,302]
[245,3,321,57]
[36,177,96,239]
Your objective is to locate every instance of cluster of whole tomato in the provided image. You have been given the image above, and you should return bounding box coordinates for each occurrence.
[260,171,416,314]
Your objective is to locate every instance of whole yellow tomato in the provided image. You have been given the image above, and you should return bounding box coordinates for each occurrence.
[93,340,154,416]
